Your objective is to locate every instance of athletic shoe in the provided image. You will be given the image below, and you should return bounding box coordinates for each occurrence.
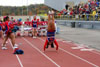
[13,48,19,54]
[13,45,19,53]
[15,44,18,47]
[33,36,36,38]
[13,45,18,50]
[2,46,8,50]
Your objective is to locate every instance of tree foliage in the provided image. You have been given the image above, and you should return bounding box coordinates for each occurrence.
[0,4,51,16]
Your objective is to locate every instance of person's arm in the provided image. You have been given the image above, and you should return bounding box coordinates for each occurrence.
[48,14,50,22]
[5,21,10,34]
[19,22,22,26]
[52,14,55,23]
[0,22,2,27]
[1,22,5,30]
[32,20,33,27]
[5,21,9,31]
[52,14,56,31]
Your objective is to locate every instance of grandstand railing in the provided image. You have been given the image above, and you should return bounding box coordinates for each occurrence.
[55,20,100,30]
[54,14,100,21]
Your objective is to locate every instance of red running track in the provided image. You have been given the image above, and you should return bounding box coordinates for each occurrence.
[0,37,100,67]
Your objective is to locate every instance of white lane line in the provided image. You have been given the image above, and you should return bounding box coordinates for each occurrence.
[62,41,72,43]
[71,46,94,51]
[92,51,100,56]
[88,48,100,56]
[9,40,24,67]
[71,46,84,49]
[38,38,99,67]
[59,39,100,56]
[80,49,94,51]
[23,38,61,67]
[59,48,99,67]
[95,50,100,54]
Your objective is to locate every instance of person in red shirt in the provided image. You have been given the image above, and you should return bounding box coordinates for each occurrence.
[17,19,22,26]
[0,18,5,41]
[0,19,2,31]
[25,18,29,26]
[32,16,38,38]
[0,21,3,39]
[25,18,31,26]
[29,21,32,26]
[2,16,18,50]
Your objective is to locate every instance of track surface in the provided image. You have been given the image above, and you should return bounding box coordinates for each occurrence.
[0,37,100,67]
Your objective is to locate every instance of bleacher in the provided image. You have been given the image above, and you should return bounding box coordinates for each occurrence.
[45,0,100,21]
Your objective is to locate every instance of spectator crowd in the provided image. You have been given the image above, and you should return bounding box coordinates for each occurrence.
[58,0,100,21]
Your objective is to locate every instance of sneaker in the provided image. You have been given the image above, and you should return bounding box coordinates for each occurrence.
[2,46,8,50]
[33,36,36,38]
[13,45,18,50]
[13,48,19,54]
[15,44,18,47]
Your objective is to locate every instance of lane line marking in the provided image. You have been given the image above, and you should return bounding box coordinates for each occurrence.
[71,46,94,51]
[80,49,94,51]
[92,51,100,56]
[9,40,24,67]
[38,38,99,67]
[62,41,72,43]
[59,39,100,56]
[23,37,61,67]
[59,48,99,67]
[71,46,84,49]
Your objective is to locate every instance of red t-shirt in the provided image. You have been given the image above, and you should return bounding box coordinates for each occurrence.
[17,22,22,26]
[2,22,6,29]
[5,21,10,31]
[0,22,2,27]
[25,21,32,26]
[25,21,28,25]
[70,11,73,15]
[32,19,38,27]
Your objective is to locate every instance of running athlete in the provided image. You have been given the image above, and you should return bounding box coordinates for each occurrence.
[2,16,18,50]
[32,16,38,38]
[44,14,59,51]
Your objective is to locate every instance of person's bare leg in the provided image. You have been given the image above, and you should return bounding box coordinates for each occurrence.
[34,29,37,37]
[1,31,4,40]
[9,33,15,47]
[2,36,8,46]
[0,31,3,39]
[9,33,18,54]
[32,28,35,37]
[2,35,8,50]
